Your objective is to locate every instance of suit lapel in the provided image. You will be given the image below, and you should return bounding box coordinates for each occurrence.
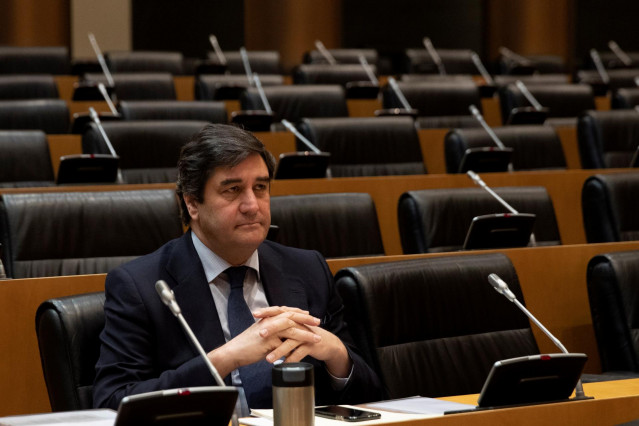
[258,242,309,311]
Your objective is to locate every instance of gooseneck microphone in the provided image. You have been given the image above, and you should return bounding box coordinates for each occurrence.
[608,40,632,67]
[422,37,446,75]
[515,80,544,112]
[208,34,227,66]
[590,49,610,86]
[388,77,413,111]
[314,40,338,65]
[487,273,588,400]
[87,32,115,88]
[469,104,513,172]
[281,120,322,155]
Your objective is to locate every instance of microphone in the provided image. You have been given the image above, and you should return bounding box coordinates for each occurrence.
[468,104,513,172]
[280,119,322,155]
[471,52,495,86]
[466,171,536,246]
[589,49,610,85]
[239,47,254,86]
[0,243,7,280]
[388,77,413,111]
[515,80,544,112]
[422,37,446,75]
[358,54,379,85]
[89,107,118,158]
[608,40,633,67]
[87,32,115,88]
[97,83,119,116]
[209,34,227,66]
[155,280,244,425]
[487,273,589,400]
[252,73,273,114]
[314,40,337,65]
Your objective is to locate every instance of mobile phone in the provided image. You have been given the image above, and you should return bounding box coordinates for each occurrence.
[315,405,381,422]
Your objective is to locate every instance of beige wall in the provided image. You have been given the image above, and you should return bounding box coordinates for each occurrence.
[71,0,131,60]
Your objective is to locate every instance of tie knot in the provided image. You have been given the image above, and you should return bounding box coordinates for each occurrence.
[226,266,248,289]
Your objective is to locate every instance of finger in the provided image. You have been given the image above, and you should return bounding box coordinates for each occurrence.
[265,339,302,363]
[258,314,320,337]
[253,306,310,318]
[284,345,312,363]
[277,325,322,344]
[259,319,321,343]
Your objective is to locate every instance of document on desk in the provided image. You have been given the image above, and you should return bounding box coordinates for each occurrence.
[365,396,475,414]
[0,409,116,426]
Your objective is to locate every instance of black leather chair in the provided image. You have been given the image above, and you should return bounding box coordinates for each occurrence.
[0,99,69,134]
[403,48,478,74]
[582,173,639,243]
[445,125,567,173]
[381,80,482,129]
[105,51,184,74]
[577,110,639,169]
[195,74,284,100]
[297,116,425,177]
[206,50,282,74]
[240,85,349,124]
[335,253,539,398]
[612,88,639,109]
[270,193,384,258]
[82,120,208,183]
[398,186,561,253]
[498,83,596,127]
[0,75,59,99]
[584,51,639,70]
[118,101,227,123]
[587,251,639,372]
[492,74,570,87]
[0,189,183,278]
[577,69,639,92]
[36,292,106,411]
[497,53,565,75]
[0,46,70,74]
[293,64,376,86]
[304,48,378,66]
[0,130,55,188]
[81,73,176,100]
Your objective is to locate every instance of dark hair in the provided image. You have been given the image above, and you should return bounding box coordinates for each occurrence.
[176,124,276,225]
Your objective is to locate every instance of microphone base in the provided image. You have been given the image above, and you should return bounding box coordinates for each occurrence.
[570,394,594,401]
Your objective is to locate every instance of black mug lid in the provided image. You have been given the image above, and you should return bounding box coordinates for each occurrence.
[272,362,314,387]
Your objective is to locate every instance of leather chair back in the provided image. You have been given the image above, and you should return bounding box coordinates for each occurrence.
[0,190,183,278]
[582,173,639,243]
[403,48,478,74]
[36,292,106,411]
[105,51,184,74]
[297,116,425,177]
[0,130,55,187]
[270,193,384,258]
[0,99,69,134]
[577,110,639,169]
[293,64,376,86]
[587,251,639,372]
[0,46,70,74]
[241,85,348,123]
[195,74,284,100]
[207,51,282,74]
[612,88,639,109]
[398,186,561,253]
[497,54,565,74]
[304,49,378,66]
[82,121,208,183]
[445,125,566,173]
[578,69,639,92]
[82,73,177,100]
[0,75,59,99]
[119,101,227,123]
[335,253,538,398]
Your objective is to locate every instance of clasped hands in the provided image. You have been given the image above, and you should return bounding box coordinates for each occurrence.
[209,306,350,378]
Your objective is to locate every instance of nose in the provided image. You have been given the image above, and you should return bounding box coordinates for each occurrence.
[239,189,259,214]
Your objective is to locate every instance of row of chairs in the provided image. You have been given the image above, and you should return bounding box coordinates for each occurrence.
[1,172,636,278]
[34,247,639,410]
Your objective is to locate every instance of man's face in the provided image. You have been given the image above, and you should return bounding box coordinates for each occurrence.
[185,153,271,265]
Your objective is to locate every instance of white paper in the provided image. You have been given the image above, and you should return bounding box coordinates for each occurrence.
[366,396,475,415]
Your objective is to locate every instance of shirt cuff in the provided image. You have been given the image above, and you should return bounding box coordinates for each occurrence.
[326,363,354,391]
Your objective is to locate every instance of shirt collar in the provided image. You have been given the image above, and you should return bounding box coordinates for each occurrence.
[191,231,260,283]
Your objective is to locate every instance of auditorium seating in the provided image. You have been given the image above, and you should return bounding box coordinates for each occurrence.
[581,172,639,243]
[207,50,282,74]
[0,75,59,99]
[0,130,55,188]
[577,69,639,91]
[577,110,639,169]
[0,46,70,74]
[403,48,478,74]
[80,73,176,100]
[292,64,376,87]
[82,121,208,183]
[497,53,566,74]
[0,99,69,134]
[296,116,425,177]
[584,51,639,69]
[398,186,561,253]
[105,51,184,74]
[118,100,228,123]
[381,80,482,129]
[444,125,567,173]
[612,87,639,109]
[492,74,570,87]
[36,292,106,411]
[270,193,384,258]
[587,250,639,372]
[0,189,183,278]
[195,74,284,100]
[335,253,539,398]
[303,48,378,66]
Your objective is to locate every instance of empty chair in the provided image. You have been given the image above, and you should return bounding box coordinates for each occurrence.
[0,99,69,134]
[36,292,106,411]
[577,110,639,169]
[587,251,639,373]
[492,74,570,87]
[584,51,639,70]
[0,130,55,187]
[0,190,183,278]
[335,253,539,398]
[398,186,561,254]
[105,51,184,74]
[293,64,376,86]
[270,193,384,258]
[498,83,596,126]
[195,74,284,100]
[577,69,639,91]
[582,172,639,243]
[80,73,176,100]
[445,125,567,173]
[497,53,566,75]
[207,50,281,74]
[296,116,426,177]
[82,121,208,183]
[403,48,478,74]
[0,46,70,74]
[304,48,378,66]
[241,85,348,124]
[612,87,639,109]
[381,80,482,129]
[0,75,59,99]
[118,100,227,123]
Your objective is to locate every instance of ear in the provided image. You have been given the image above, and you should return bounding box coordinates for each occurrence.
[183,194,199,222]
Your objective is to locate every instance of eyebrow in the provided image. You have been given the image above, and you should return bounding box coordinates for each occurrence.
[219,176,270,186]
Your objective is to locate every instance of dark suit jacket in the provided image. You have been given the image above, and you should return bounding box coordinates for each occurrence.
[93,230,383,409]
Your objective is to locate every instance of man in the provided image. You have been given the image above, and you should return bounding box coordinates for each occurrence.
[93,124,383,410]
